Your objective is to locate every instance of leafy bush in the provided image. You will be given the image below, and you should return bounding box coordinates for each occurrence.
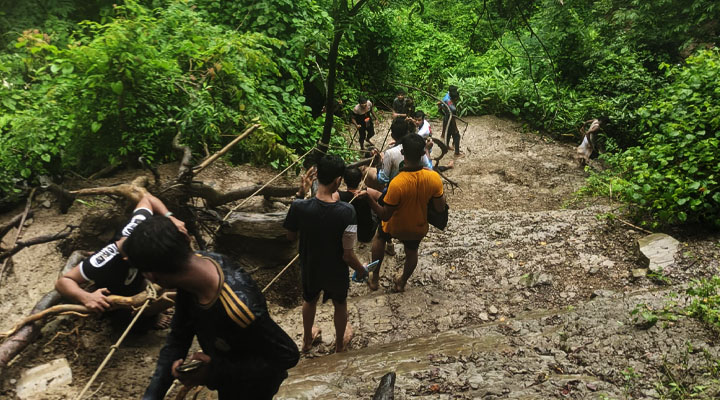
[592,50,720,227]
[0,1,315,194]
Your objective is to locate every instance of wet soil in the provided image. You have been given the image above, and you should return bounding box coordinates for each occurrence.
[1,115,719,399]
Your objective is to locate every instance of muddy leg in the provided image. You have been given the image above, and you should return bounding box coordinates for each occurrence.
[394,247,418,292]
[369,232,386,291]
[302,296,320,352]
[332,300,350,352]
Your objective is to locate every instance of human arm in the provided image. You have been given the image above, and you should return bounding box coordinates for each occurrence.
[342,225,366,278]
[284,202,299,242]
[142,299,195,400]
[296,166,316,199]
[431,194,446,213]
[55,264,111,312]
[138,194,187,237]
[366,192,398,222]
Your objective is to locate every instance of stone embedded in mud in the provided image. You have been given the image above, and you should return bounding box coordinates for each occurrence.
[637,233,679,273]
[15,358,72,399]
[632,268,648,279]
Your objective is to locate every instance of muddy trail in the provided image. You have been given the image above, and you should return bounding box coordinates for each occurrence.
[1,115,719,399]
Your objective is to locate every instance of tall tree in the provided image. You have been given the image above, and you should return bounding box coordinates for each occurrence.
[318,0,370,156]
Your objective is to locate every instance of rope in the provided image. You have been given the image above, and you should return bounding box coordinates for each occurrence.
[75,285,158,400]
[219,146,316,222]
[261,254,299,293]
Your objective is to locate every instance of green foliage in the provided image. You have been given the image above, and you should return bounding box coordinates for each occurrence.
[685,276,720,332]
[593,50,720,227]
[0,1,314,194]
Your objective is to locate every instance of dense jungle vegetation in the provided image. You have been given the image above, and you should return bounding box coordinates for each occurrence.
[0,0,718,228]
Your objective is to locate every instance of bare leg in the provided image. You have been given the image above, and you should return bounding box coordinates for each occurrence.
[394,247,419,292]
[369,232,386,291]
[332,300,351,352]
[302,297,321,352]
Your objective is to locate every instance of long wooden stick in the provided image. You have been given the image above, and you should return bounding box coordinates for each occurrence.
[193,124,259,175]
[74,296,152,400]
[0,288,172,338]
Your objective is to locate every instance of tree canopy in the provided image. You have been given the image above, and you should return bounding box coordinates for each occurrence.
[0,0,718,227]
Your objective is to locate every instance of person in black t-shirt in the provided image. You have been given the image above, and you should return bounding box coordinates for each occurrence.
[55,194,187,313]
[337,167,380,243]
[392,89,410,121]
[123,217,299,400]
[284,155,368,353]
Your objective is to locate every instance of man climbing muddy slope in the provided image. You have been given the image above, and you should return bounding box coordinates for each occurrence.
[55,194,184,329]
[124,216,299,399]
[284,154,369,353]
[367,133,446,292]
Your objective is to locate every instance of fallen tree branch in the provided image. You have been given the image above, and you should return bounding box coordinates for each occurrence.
[0,189,35,281]
[0,226,76,264]
[188,183,297,208]
[69,175,150,203]
[87,163,122,181]
[0,211,33,240]
[0,286,173,339]
[346,157,375,170]
[193,124,259,175]
[0,251,86,369]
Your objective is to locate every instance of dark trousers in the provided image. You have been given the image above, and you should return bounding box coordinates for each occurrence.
[443,114,460,154]
[354,114,375,148]
[217,371,287,400]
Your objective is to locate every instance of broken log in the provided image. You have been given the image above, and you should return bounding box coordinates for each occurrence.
[222,211,288,240]
[0,251,85,369]
[217,211,297,267]
[188,183,296,208]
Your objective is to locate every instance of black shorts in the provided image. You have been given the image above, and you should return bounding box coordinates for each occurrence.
[376,225,421,250]
[303,285,348,305]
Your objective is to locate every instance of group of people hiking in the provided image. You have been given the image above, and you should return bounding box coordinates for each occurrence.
[52,87,457,399]
[351,87,463,157]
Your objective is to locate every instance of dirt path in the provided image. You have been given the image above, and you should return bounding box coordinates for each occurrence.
[1,115,719,399]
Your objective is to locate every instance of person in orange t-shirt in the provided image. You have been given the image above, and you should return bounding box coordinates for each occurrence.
[366,134,446,292]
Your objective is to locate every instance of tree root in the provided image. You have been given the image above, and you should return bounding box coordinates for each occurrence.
[0,287,174,339]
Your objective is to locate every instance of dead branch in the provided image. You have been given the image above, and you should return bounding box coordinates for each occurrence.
[0,189,35,281]
[347,157,375,170]
[188,183,296,208]
[0,211,33,239]
[0,251,85,369]
[437,170,460,190]
[69,175,150,203]
[87,163,122,181]
[173,131,194,182]
[193,124,259,175]
[0,287,174,339]
[0,226,76,264]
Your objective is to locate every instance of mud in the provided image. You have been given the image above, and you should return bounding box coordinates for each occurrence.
[0,115,719,399]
